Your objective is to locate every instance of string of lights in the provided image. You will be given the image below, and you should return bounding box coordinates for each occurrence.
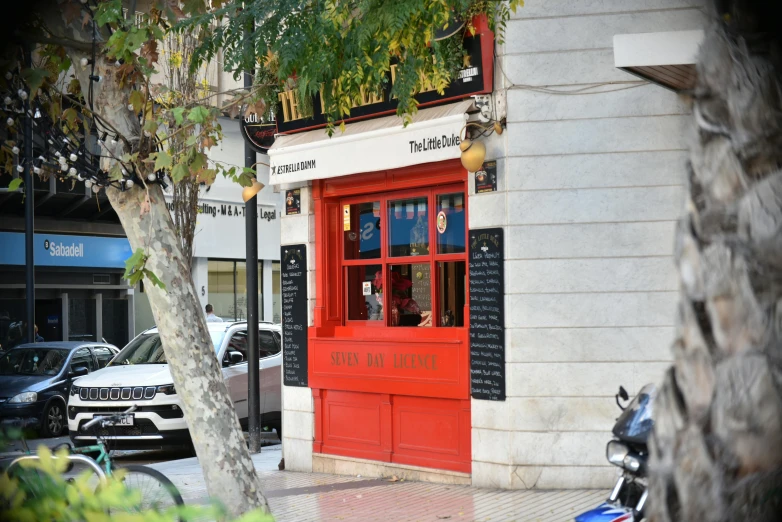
[1,64,167,194]
[2,0,166,195]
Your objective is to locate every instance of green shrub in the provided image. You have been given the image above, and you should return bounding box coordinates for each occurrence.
[0,440,273,522]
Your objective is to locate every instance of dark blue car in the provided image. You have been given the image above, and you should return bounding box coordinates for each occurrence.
[0,342,119,437]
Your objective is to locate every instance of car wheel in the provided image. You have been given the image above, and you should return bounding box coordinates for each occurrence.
[42,401,66,437]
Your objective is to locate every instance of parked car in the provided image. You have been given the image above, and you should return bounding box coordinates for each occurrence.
[0,342,119,437]
[67,321,282,450]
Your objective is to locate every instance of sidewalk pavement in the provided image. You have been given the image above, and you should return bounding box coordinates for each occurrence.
[149,446,608,522]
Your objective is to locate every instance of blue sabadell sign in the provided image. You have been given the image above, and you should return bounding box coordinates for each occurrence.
[0,232,132,269]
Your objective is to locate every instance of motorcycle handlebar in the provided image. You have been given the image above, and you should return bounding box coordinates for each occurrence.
[81,405,138,431]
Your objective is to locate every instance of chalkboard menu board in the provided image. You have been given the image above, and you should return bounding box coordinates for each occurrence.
[469,228,505,401]
[281,245,308,387]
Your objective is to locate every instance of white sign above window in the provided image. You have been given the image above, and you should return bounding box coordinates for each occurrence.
[268,100,473,186]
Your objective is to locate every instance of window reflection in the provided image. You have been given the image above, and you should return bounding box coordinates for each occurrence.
[437,193,466,254]
[388,197,429,257]
[347,264,383,321]
[344,201,381,259]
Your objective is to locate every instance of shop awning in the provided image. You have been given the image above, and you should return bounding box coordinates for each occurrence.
[268,99,474,186]
[613,30,704,91]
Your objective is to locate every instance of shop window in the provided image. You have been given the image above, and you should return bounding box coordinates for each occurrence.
[346,264,383,321]
[388,264,432,327]
[344,201,381,259]
[102,299,129,348]
[388,196,429,257]
[438,261,466,327]
[341,187,467,327]
[437,193,466,254]
[207,260,263,321]
[69,299,96,342]
[272,261,281,323]
[235,262,248,320]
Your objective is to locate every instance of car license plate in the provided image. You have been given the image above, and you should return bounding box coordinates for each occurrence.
[99,414,134,426]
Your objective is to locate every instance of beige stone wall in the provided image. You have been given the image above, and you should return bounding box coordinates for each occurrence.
[469,0,706,489]
[280,184,316,472]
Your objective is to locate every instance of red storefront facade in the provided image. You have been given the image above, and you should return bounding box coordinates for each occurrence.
[308,161,472,473]
[267,17,496,480]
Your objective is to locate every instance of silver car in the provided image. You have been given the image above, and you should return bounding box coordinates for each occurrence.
[67,321,282,450]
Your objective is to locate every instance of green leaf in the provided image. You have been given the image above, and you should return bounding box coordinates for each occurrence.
[123,248,146,282]
[172,107,186,126]
[143,269,166,290]
[189,151,207,172]
[108,163,123,182]
[21,68,51,99]
[62,108,79,126]
[154,151,173,171]
[125,28,149,53]
[171,163,189,183]
[186,106,210,124]
[105,31,128,60]
[237,169,254,187]
[94,0,123,26]
[8,178,22,191]
[128,90,145,114]
[143,120,158,134]
[198,168,217,185]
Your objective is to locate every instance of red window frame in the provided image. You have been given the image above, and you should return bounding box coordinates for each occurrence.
[340,184,468,328]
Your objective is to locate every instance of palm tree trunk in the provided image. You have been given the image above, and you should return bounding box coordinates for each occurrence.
[649,1,782,521]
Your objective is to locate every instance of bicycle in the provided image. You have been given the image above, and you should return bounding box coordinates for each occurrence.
[8,405,185,514]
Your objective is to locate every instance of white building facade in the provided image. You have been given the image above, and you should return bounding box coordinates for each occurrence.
[273,1,706,490]
[135,118,283,332]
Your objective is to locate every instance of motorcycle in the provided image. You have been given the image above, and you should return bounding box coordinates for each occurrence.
[574,383,656,522]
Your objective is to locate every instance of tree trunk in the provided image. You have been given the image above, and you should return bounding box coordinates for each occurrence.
[44,6,268,517]
[649,1,782,521]
[107,183,267,516]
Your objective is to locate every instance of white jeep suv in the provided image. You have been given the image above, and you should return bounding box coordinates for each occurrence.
[67,321,282,449]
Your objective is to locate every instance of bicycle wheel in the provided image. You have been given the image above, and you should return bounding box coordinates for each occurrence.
[115,464,184,513]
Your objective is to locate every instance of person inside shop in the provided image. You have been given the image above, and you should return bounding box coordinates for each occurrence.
[205,304,223,322]
[19,323,44,344]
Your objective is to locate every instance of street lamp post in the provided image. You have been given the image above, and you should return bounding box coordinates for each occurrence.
[245,66,262,453]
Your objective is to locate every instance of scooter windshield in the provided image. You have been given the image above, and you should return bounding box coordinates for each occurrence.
[612,383,657,444]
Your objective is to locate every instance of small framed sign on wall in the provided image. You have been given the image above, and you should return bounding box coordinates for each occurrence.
[285,189,301,215]
[475,160,497,193]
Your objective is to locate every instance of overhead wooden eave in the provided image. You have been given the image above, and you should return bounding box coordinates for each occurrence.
[613,30,705,92]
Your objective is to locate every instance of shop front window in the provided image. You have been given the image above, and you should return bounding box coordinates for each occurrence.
[344,201,381,260]
[437,193,466,254]
[388,196,429,257]
[341,187,466,327]
[207,260,263,321]
[346,264,383,321]
[208,260,235,320]
[272,261,281,323]
[69,299,96,342]
[102,299,129,347]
